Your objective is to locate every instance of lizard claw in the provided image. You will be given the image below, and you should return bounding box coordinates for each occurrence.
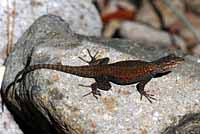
[92,89,101,99]
[78,56,90,63]
[79,49,99,64]
[140,90,156,103]
[79,83,101,99]
[87,49,98,61]
[82,89,101,99]
[78,84,91,87]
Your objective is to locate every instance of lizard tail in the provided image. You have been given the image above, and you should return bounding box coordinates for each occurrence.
[23,64,97,78]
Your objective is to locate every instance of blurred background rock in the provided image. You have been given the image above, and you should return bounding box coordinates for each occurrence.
[95,0,200,55]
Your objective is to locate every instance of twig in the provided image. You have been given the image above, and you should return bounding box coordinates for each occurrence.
[10,0,16,53]
[6,0,16,56]
[148,0,167,30]
[148,0,179,49]
[6,0,10,56]
[161,0,200,44]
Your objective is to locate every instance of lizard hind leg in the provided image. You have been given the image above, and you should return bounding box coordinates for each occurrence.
[79,83,101,99]
[79,79,111,99]
[79,49,109,65]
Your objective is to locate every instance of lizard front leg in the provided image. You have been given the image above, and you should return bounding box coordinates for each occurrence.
[136,77,156,103]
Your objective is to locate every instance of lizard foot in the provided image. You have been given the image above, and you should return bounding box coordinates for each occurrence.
[139,90,156,103]
[78,49,99,65]
[82,89,101,99]
[79,83,101,99]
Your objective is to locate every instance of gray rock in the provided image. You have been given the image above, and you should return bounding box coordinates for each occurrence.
[0,0,102,133]
[0,0,102,61]
[161,113,200,134]
[2,14,200,134]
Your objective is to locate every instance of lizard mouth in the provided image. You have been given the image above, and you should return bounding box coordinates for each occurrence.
[162,58,184,71]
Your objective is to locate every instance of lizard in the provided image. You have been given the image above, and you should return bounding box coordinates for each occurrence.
[2,49,184,110]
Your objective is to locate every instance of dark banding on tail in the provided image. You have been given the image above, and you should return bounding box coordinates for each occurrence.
[23,64,101,78]
[24,64,69,74]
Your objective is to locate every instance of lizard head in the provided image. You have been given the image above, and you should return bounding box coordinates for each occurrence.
[153,54,184,73]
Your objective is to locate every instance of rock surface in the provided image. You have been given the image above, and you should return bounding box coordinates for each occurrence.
[1,15,200,134]
[0,0,102,133]
[0,0,102,61]
[161,113,200,134]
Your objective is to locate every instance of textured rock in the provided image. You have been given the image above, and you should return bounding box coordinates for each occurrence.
[0,0,102,59]
[0,0,102,132]
[161,113,200,134]
[1,15,200,134]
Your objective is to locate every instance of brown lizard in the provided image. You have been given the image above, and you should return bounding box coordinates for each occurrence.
[2,49,184,109]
